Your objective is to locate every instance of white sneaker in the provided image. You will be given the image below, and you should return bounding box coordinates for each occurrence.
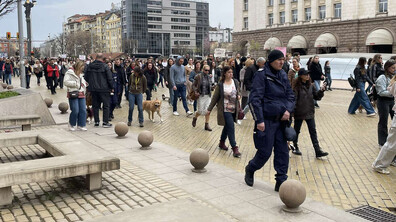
[77,126,88,131]
[69,125,76,131]
[372,165,390,174]
[237,120,242,125]
[186,111,193,116]
[173,111,180,116]
[367,113,376,117]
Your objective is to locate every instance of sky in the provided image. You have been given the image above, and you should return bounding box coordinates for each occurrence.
[0,0,233,47]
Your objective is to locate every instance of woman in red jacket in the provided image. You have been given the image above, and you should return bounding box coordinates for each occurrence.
[46,58,60,94]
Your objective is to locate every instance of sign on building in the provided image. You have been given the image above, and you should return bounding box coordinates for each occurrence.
[214,48,226,58]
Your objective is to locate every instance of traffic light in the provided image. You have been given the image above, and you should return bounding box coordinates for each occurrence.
[17,32,19,40]
[6,32,11,40]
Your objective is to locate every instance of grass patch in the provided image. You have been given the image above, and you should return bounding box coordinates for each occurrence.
[0,91,19,99]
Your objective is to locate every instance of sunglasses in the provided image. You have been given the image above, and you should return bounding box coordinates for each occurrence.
[204,69,210,71]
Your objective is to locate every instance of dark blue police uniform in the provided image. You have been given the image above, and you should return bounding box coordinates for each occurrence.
[247,63,295,184]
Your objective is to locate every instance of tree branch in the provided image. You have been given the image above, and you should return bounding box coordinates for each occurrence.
[0,0,17,18]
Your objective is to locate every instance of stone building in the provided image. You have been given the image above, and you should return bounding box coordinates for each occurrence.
[233,0,396,56]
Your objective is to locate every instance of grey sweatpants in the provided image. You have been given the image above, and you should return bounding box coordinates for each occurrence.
[373,116,396,169]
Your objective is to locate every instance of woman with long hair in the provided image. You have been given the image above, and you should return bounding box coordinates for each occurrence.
[240,58,254,110]
[143,62,158,101]
[128,66,147,127]
[207,66,242,157]
[306,57,313,70]
[348,57,376,116]
[24,59,33,89]
[64,61,87,131]
[372,69,396,174]
[107,62,119,121]
[191,64,212,131]
[291,68,328,157]
[370,54,384,83]
[324,60,332,91]
[163,58,174,106]
[33,60,43,86]
[375,59,396,148]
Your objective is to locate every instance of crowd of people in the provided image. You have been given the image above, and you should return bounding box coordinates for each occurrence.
[1,49,395,188]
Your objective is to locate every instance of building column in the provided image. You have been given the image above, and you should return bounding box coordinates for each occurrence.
[285,0,291,25]
[325,0,333,21]
[273,0,280,26]
[297,0,304,24]
[311,0,318,22]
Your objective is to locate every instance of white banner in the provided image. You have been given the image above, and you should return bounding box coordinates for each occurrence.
[214,48,226,58]
[79,55,86,61]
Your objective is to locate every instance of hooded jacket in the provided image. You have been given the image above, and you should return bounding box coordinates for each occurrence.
[170,56,186,86]
[84,60,114,92]
[293,79,324,120]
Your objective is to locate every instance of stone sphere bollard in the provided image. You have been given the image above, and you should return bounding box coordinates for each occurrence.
[7,85,13,90]
[115,122,129,137]
[279,179,306,213]
[138,130,154,150]
[58,102,69,114]
[2,83,7,89]
[190,148,209,173]
[44,98,53,107]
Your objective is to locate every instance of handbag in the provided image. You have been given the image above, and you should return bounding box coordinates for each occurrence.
[69,78,81,99]
[284,119,297,141]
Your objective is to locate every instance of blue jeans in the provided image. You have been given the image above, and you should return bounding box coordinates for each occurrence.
[5,73,11,85]
[69,97,87,127]
[128,93,143,123]
[173,84,189,112]
[220,112,236,147]
[348,82,375,114]
[14,68,19,77]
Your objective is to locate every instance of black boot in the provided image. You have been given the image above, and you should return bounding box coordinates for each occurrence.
[275,180,285,192]
[314,146,328,158]
[244,166,254,187]
[292,143,302,155]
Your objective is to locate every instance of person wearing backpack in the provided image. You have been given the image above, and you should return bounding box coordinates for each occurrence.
[375,59,396,149]
[348,57,376,116]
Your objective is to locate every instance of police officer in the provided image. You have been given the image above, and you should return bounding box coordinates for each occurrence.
[245,50,295,191]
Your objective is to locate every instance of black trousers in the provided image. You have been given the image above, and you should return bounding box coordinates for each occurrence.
[146,85,154,101]
[377,97,395,146]
[58,74,65,89]
[117,86,124,106]
[293,118,319,148]
[48,76,58,94]
[92,92,110,124]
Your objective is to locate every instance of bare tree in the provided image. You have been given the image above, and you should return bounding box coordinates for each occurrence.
[0,0,16,18]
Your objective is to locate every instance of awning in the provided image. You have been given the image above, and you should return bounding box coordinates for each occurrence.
[314,33,337,48]
[287,35,307,49]
[366,29,394,45]
[263,37,282,50]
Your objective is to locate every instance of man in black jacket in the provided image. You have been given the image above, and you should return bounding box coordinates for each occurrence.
[85,53,114,128]
[309,55,324,108]
[243,57,266,92]
[114,58,126,108]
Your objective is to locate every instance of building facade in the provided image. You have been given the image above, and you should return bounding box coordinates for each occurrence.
[209,27,233,43]
[121,0,209,56]
[234,0,396,55]
[0,38,28,57]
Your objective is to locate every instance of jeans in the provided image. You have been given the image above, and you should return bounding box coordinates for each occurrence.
[128,93,144,123]
[92,92,110,124]
[348,82,375,114]
[377,97,395,146]
[313,80,320,105]
[58,74,64,88]
[14,68,19,77]
[26,75,31,88]
[293,118,319,148]
[168,88,174,105]
[4,73,11,85]
[325,74,332,89]
[220,112,236,147]
[373,117,396,169]
[68,97,87,127]
[173,84,189,112]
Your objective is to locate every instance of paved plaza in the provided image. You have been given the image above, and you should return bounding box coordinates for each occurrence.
[0,75,394,221]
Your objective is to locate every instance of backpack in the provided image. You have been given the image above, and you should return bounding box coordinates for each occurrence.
[348,74,357,88]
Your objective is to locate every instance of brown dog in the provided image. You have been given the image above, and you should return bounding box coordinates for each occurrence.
[143,98,163,122]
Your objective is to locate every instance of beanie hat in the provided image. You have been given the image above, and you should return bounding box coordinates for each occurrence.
[298,68,310,76]
[268,50,285,64]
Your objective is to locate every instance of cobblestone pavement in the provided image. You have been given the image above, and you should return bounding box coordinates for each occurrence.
[5,76,396,214]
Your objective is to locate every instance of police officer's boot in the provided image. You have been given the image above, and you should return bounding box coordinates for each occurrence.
[218,140,228,151]
[314,145,328,158]
[244,166,254,187]
[292,143,302,156]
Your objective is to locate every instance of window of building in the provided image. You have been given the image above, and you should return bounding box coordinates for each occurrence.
[148,16,162,21]
[334,3,341,18]
[171,25,190,30]
[379,0,387,13]
[243,17,248,29]
[319,5,326,19]
[174,33,190,38]
[268,0,274,6]
[171,10,190,15]
[244,0,248,11]
[268,13,273,26]
[291,0,298,2]
[280,0,285,4]
[179,41,190,45]
[148,24,162,29]
[147,1,161,6]
[148,8,162,14]
[280,11,285,24]
[305,8,311,21]
[171,2,190,8]
[171,18,190,23]
[292,10,298,23]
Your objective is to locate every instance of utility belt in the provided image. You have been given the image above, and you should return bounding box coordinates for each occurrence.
[378,96,394,101]
[264,115,282,121]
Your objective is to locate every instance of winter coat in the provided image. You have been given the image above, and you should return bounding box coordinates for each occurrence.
[192,73,212,97]
[64,69,87,94]
[208,79,241,126]
[375,74,393,98]
[2,63,13,74]
[84,60,114,92]
[243,64,258,91]
[46,64,59,78]
[354,65,373,85]
[293,80,324,120]
[163,66,172,89]
[370,63,384,82]
[309,62,323,81]
[144,68,158,87]
[129,73,147,94]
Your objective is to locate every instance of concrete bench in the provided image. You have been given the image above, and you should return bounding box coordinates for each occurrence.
[0,114,41,131]
[0,129,120,206]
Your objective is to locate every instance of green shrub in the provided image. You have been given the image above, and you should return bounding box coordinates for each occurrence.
[0,91,20,99]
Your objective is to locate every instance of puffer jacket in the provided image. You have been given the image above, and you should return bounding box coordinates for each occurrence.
[309,62,323,81]
[84,60,113,92]
[376,74,393,98]
[64,68,87,93]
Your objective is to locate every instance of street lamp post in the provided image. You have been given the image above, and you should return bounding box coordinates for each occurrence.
[24,0,36,62]
[17,0,26,88]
